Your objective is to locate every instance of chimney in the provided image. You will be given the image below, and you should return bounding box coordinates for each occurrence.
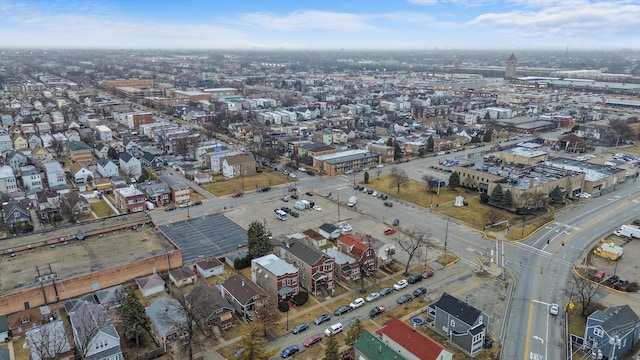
[286,240,290,248]
[241,279,245,287]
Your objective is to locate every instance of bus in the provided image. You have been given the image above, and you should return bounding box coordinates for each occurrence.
[275,209,288,221]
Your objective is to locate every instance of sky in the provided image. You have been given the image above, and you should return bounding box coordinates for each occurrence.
[1,0,639,50]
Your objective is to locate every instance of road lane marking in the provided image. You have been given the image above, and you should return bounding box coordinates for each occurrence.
[533,336,544,344]
[524,300,535,360]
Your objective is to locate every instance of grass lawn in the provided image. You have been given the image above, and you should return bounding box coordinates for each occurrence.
[205,171,292,196]
[91,200,114,218]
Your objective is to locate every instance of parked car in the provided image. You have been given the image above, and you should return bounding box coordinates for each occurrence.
[324,192,332,197]
[280,207,292,213]
[292,323,309,334]
[392,218,400,226]
[349,298,365,309]
[379,287,394,297]
[298,167,306,172]
[288,186,297,192]
[291,194,299,199]
[365,292,380,302]
[393,280,408,290]
[408,274,423,284]
[281,196,289,202]
[164,205,176,212]
[289,211,299,218]
[334,305,351,316]
[313,205,322,211]
[550,303,560,315]
[258,187,271,192]
[232,192,244,198]
[314,314,331,325]
[369,306,387,317]
[384,201,393,207]
[305,191,314,196]
[281,345,300,358]
[413,287,427,297]
[193,200,202,206]
[376,164,384,168]
[303,334,323,347]
[384,228,397,235]
[397,294,413,304]
[422,270,435,279]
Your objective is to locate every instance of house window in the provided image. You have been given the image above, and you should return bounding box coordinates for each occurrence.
[450,319,456,327]
[21,318,30,324]
[593,328,604,337]
[473,333,483,343]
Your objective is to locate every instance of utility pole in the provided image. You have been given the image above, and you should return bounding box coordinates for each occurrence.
[444,218,449,251]
[337,195,340,223]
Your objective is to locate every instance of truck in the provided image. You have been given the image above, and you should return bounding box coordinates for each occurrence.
[294,201,307,211]
[614,225,640,239]
[347,196,357,207]
[593,243,624,261]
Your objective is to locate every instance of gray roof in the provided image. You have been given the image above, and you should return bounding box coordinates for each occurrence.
[431,292,482,326]
[589,305,640,338]
[119,151,134,162]
[139,181,171,195]
[252,254,298,276]
[280,239,328,266]
[158,174,189,190]
[325,248,357,265]
[222,274,267,306]
[25,320,72,360]
[145,297,187,338]
[66,300,119,353]
[97,157,116,167]
[94,285,126,308]
[186,285,234,321]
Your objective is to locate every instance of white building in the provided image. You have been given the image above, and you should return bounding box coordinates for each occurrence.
[20,165,43,191]
[0,166,19,194]
[96,125,113,142]
[42,161,67,188]
[97,157,119,178]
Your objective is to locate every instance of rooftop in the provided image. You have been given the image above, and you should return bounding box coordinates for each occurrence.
[252,254,298,276]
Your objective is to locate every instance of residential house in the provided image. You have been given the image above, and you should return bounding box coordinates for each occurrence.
[25,320,74,360]
[157,174,190,204]
[141,151,164,170]
[114,186,146,213]
[37,189,61,223]
[554,133,587,153]
[93,285,126,310]
[1,200,31,232]
[36,122,51,135]
[302,228,328,248]
[123,138,138,154]
[168,266,197,288]
[583,305,640,360]
[0,134,13,152]
[325,248,360,283]
[7,307,44,336]
[186,285,235,332]
[1,114,14,128]
[40,134,54,149]
[27,134,42,149]
[43,161,67,188]
[66,299,123,360]
[375,317,453,360]
[135,273,165,297]
[119,152,142,179]
[61,191,91,217]
[278,236,335,296]
[96,157,119,178]
[93,143,109,159]
[70,162,94,185]
[20,165,43,191]
[0,165,19,194]
[251,254,299,301]
[220,274,268,322]
[335,234,377,274]
[194,257,225,278]
[138,181,171,206]
[64,129,81,143]
[13,134,28,150]
[31,147,54,168]
[0,316,8,342]
[96,125,113,142]
[193,172,212,185]
[6,150,29,171]
[427,292,490,356]
[354,331,409,360]
[67,141,93,163]
[221,153,257,179]
[318,223,342,241]
[145,297,187,351]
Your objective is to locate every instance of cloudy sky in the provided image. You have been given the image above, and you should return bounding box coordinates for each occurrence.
[1,0,638,50]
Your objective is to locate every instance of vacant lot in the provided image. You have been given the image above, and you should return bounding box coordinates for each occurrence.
[206,171,293,196]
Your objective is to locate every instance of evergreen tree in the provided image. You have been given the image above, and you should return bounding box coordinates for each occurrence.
[393,142,402,160]
[549,185,564,202]
[484,111,491,120]
[426,136,434,152]
[120,290,151,346]
[247,221,272,259]
[502,189,514,208]
[446,126,454,136]
[471,135,481,143]
[345,319,365,347]
[323,333,341,360]
[386,138,394,147]
[107,147,119,159]
[364,171,369,184]
[448,171,460,190]
[489,184,504,205]
[483,130,492,143]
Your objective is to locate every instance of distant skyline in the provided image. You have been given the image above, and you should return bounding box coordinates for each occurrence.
[1,0,639,50]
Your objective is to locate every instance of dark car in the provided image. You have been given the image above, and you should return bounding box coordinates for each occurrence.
[408,274,422,284]
[397,294,413,304]
[280,207,292,213]
[413,287,427,297]
[289,211,299,217]
[369,306,386,318]
[379,287,394,297]
[384,201,393,207]
[292,322,309,334]
[313,313,331,325]
[306,171,315,176]
[164,205,176,212]
[422,270,435,279]
[258,187,271,192]
[334,305,351,316]
[304,334,323,347]
[291,194,299,200]
[381,194,388,200]
[392,218,400,226]
[281,345,300,358]
[193,200,202,206]
[288,186,297,192]
[305,191,314,196]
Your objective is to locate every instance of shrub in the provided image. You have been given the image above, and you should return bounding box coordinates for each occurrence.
[292,291,309,306]
[277,301,290,312]
[233,255,251,270]
[479,193,489,204]
[626,282,638,292]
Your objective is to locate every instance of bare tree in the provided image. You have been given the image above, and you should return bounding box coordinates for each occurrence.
[572,272,602,317]
[25,320,72,360]
[483,209,503,226]
[388,167,410,195]
[67,300,112,359]
[422,174,435,193]
[253,295,282,337]
[396,228,433,275]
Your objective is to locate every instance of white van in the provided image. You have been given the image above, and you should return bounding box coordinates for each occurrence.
[275,209,288,221]
[324,323,343,336]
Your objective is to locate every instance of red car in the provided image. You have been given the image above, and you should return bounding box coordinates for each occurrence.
[304,334,323,347]
[422,270,435,279]
[384,228,397,235]
[232,192,243,198]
